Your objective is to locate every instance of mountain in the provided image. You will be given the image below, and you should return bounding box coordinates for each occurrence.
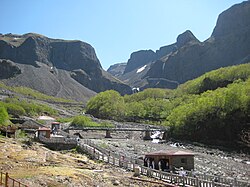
[112,1,250,90]
[107,62,127,77]
[0,33,131,102]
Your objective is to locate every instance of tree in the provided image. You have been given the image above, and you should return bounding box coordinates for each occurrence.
[86,90,125,120]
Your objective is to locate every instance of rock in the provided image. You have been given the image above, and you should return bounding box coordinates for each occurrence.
[77,159,87,164]
[112,180,120,186]
[176,30,199,48]
[107,62,127,77]
[0,59,21,79]
[123,50,157,74]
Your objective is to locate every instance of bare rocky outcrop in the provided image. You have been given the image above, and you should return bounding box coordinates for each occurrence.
[0,59,21,79]
[107,62,127,77]
[124,50,156,74]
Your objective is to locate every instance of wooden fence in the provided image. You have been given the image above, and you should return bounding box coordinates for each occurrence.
[81,140,250,187]
[0,172,28,187]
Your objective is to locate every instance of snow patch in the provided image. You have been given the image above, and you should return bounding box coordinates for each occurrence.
[136,65,147,73]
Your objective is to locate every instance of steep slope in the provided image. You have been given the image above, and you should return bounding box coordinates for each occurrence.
[115,1,250,90]
[0,33,131,101]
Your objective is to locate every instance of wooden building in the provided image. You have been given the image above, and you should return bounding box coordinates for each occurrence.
[144,150,194,171]
[37,127,51,138]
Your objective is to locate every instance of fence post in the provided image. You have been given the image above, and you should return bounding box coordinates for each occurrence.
[212,180,215,187]
[5,172,8,187]
[196,178,199,187]
[0,172,2,185]
[159,170,162,180]
[97,151,100,160]
[182,175,185,187]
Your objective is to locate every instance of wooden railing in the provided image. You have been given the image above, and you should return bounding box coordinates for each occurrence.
[0,172,28,187]
[81,139,250,187]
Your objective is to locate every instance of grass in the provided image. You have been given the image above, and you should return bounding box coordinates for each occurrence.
[1,98,58,117]
[56,117,74,123]
[0,81,74,103]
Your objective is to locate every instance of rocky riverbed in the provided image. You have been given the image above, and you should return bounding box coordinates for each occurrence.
[76,120,250,183]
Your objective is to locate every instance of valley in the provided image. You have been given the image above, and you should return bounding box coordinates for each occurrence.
[1,1,250,186]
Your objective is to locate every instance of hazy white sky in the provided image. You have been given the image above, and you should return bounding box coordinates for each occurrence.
[1,0,244,70]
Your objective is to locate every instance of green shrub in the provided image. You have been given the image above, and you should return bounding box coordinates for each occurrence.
[2,98,57,117]
[0,106,9,127]
[3,103,26,116]
[71,116,114,128]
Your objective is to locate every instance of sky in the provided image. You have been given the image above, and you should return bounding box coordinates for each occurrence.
[1,0,245,70]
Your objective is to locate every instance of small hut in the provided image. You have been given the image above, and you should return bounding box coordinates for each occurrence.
[37,127,51,138]
[0,125,17,137]
[144,150,194,171]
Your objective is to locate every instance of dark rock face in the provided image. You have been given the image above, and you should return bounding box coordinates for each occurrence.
[212,1,250,38]
[155,44,177,59]
[0,33,130,101]
[107,62,127,77]
[176,30,200,48]
[0,34,102,72]
[149,1,250,86]
[119,30,200,88]
[118,1,250,89]
[121,30,199,77]
[0,59,21,79]
[123,50,156,74]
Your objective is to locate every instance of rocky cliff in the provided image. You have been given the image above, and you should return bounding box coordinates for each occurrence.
[107,62,127,77]
[0,33,131,101]
[114,1,250,89]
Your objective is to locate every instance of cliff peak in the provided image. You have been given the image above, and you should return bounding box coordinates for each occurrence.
[176,30,199,48]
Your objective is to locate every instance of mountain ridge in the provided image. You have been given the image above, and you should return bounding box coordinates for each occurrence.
[0,33,131,102]
[108,1,250,90]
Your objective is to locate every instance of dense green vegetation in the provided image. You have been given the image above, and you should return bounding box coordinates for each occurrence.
[0,82,73,103]
[176,63,250,95]
[86,63,250,148]
[71,115,114,128]
[0,98,58,120]
[0,106,9,126]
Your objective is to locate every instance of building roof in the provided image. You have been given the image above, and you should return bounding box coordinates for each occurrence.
[38,127,51,131]
[145,150,194,157]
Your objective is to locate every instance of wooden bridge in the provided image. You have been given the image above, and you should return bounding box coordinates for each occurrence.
[66,127,169,140]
